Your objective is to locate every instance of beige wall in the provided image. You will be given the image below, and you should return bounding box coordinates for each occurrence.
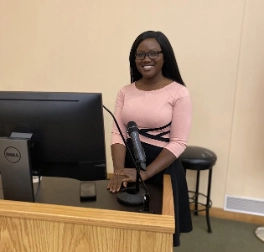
[0,0,263,209]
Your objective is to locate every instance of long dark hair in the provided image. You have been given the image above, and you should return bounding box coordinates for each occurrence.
[129,31,185,86]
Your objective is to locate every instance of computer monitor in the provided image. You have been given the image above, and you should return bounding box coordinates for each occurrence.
[0,91,107,201]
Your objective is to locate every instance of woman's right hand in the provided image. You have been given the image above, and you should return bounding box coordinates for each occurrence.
[107,173,128,193]
[108,144,128,193]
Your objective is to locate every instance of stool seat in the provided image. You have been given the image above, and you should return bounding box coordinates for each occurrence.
[180,146,217,233]
[180,146,217,169]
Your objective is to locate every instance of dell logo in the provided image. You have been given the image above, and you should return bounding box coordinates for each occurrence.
[4,147,21,163]
[6,152,19,157]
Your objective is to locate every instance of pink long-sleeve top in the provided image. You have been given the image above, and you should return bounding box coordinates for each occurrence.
[111,81,192,158]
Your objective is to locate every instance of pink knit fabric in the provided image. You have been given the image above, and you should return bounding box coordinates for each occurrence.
[111,81,192,158]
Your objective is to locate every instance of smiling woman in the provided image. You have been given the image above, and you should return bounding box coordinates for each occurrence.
[107,31,192,247]
[134,38,165,88]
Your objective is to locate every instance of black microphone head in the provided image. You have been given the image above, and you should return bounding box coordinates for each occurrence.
[127,121,138,135]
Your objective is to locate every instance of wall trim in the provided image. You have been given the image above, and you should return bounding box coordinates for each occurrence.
[193,206,264,225]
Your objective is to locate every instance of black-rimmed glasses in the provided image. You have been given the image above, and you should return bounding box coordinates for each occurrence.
[135,51,163,60]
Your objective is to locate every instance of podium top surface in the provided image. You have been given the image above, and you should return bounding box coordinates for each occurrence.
[0,176,163,214]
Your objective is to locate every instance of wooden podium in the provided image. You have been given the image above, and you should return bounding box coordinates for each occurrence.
[0,175,174,252]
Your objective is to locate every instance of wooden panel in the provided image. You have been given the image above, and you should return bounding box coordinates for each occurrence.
[0,174,174,251]
[0,184,174,251]
[0,200,174,233]
[0,200,173,251]
[0,215,172,252]
[162,174,174,217]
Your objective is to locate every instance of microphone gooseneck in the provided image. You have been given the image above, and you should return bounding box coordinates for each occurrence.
[103,105,152,211]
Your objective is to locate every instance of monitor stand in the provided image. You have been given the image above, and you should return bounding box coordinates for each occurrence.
[0,133,34,202]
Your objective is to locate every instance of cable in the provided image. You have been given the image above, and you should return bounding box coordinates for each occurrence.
[102,105,148,193]
[34,175,42,201]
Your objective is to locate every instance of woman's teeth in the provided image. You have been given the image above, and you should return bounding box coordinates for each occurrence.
[143,66,153,70]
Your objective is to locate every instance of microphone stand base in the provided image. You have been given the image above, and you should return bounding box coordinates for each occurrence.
[117,188,144,206]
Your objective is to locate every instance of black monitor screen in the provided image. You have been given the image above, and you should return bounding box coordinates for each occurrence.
[0,91,107,181]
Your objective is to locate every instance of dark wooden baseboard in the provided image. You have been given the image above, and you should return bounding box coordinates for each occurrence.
[190,204,264,225]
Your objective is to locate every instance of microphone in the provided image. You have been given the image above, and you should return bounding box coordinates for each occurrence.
[103,105,152,211]
[127,121,146,171]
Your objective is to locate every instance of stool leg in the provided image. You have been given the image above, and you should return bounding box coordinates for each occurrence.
[194,170,200,216]
[206,168,213,233]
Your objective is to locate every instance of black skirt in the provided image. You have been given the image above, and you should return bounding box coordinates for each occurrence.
[125,139,192,247]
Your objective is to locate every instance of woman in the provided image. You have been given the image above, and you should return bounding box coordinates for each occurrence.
[107,31,192,246]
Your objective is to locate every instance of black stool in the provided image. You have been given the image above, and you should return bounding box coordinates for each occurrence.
[180,146,217,233]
